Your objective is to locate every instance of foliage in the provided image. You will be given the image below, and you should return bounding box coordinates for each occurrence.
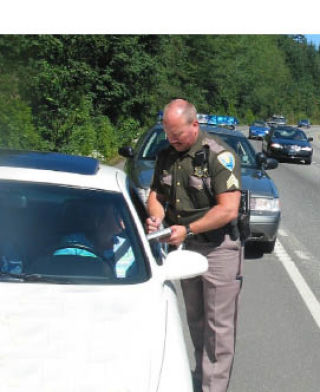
[0,72,41,149]
[1,34,320,161]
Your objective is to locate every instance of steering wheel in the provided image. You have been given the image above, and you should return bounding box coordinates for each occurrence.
[52,243,114,275]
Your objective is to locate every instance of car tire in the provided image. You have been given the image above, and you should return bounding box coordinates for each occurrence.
[305,158,312,165]
[260,239,276,253]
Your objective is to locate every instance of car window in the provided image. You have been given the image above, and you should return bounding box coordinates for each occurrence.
[273,129,307,140]
[0,181,149,285]
[139,129,169,160]
[212,134,257,168]
[128,183,165,266]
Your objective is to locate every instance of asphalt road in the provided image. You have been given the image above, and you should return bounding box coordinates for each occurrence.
[178,125,320,392]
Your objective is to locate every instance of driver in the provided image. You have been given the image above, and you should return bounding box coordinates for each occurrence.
[54,203,136,278]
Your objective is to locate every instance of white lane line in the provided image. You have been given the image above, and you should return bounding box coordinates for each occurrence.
[274,240,320,330]
[278,229,289,237]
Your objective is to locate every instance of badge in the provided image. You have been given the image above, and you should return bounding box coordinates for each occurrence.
[194,166,209,177]
[227,173,240,189]
[194,166,203,177]
[217,152,235,172]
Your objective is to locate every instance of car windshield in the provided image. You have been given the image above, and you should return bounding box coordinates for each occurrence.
[273,129,307,141]
[273,117,286,123]
[253,121,266,126]
[139,127,257,168]
[208,133,257,168]
[139,128,169,160]
[0,181,149,285]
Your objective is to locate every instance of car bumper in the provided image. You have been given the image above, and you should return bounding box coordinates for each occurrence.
[269,149,312,160]
[248,213,280,242]
[249,131,267,139]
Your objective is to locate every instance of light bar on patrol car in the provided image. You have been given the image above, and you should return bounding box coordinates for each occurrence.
[156,111,239,125]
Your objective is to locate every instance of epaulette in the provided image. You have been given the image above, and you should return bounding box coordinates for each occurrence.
[202,137,225,155]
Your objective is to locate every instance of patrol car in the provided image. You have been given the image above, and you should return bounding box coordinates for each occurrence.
[0,149,207,392]
[119,119,281,253]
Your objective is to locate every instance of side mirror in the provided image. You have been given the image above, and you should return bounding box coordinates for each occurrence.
[255,152,267,166]
[163,249,208,280]
[308,137,313,142]
[256,152,278,170]
[118,146,134,158]
[264,157,278,170]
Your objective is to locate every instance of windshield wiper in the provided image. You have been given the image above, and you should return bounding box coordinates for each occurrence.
[22,273,73,284]
[0,272,72,284]
[0,272,24,281]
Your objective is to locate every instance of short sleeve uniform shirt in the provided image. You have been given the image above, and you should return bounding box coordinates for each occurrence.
[150,129,241,243]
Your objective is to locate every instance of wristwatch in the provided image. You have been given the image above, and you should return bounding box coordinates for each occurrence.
[185,224,194,237]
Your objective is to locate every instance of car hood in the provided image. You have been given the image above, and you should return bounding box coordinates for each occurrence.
[272,138,311,147]
[0,281,166,392]
[133,160,278,199]
[240,167,278,198]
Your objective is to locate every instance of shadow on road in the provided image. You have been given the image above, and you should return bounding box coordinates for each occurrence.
[244,243,264,259]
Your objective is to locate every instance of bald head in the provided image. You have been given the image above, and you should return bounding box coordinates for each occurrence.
[163,99,197,125]
[162,99,199,152]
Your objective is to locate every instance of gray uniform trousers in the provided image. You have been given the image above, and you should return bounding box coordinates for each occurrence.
[181,235,243,392]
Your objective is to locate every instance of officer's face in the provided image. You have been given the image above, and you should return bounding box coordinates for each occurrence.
[164,117,199,152]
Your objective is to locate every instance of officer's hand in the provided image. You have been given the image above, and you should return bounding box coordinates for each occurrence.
[146,216,162,234]
[166,225,187,247]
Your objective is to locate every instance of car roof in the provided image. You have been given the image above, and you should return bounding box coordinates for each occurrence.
[0,149,99,174]
[202,125,247,139]
[0,149,126,192]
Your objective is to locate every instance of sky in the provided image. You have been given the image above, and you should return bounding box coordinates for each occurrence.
[0,1,320,34]
[305,35,320,48]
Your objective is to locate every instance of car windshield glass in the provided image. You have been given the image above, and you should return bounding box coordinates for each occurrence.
[273,129,307,141]
[273,117,286,123]
[139,128,169,160]
[140,127,257,167]
[253,121,265,126]
[0,181,149,285]
[213,134,257,168]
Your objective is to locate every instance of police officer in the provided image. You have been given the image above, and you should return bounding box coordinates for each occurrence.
[146,99,243,392]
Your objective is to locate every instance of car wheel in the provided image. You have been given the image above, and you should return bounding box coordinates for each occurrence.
[260,239,276,253]
[305,158,312,165]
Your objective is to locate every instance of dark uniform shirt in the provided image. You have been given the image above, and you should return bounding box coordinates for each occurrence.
[150,130,242,245]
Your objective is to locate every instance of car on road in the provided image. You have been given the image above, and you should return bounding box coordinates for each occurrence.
[267,114,287,127]
[249,120,270,140]
[262,126,313,164]
[119,122,281,253]
[0,149,207,392]
[298,118,311,128]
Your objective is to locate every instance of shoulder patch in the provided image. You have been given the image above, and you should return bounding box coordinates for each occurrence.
[217,151,235,171]
[227,173,240,189]
[202,138,225,154]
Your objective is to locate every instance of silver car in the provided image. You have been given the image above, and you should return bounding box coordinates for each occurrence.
[119,124,281,253]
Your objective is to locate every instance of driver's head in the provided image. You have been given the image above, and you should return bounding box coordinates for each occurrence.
[93,204,123,250]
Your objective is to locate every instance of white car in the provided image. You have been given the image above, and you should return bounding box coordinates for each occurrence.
[0,150,208,392]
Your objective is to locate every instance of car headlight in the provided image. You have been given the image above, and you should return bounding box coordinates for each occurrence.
[301,146,312,151]
[270,143,283,149]
[136,187,150,204]
[250,197,280,212]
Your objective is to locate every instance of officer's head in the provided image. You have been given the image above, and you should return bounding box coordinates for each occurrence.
[163,99,199,152]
